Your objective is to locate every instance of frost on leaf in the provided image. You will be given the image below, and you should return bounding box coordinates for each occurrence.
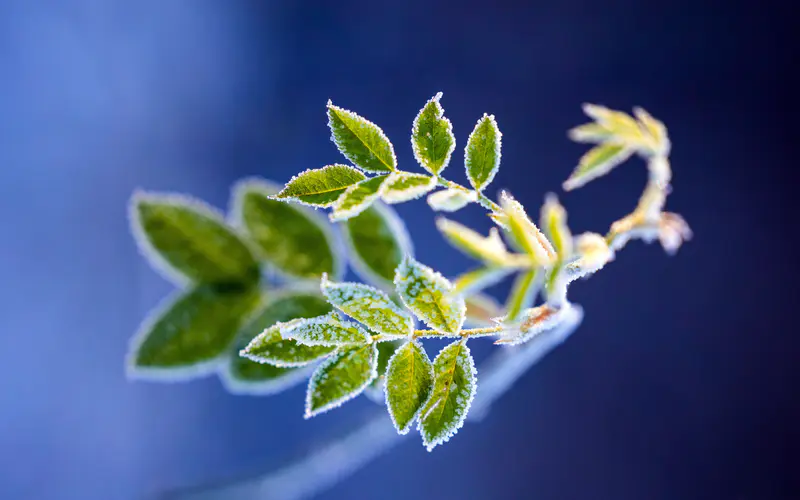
[222,292,332,395]
[127,284,260,381]
[566,232,614,280]
[499,192,556,266]
[505,269,541,323]
[464,293,502,327]
[385,341,434,434]
[305,343,378,418]
[633,107,670,156]
[563,143,634,191]
[343,203,412,289]
[321,276,414,339]
[411,92,456,175]
[464,113,502,192]
[241,319,336,368]
[394,256,466,335]
[436,217,517,266]
[130,192,259,286]
[330,174,391,222]
[417,340,477,451]
[427,188,477,212]
[540,194,573,303]
[581,103,647,146]
[382,172,437,204]
[495,303,573,346]
[273,164,366,207]
[453,267,514,296]
[327,101,396,173]
[232,179,341,279]
[282,312,372,347]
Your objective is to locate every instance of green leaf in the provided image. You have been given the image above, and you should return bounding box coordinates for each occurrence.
[633,106,670,155]
[417,340,477,451]
[567,122,615,144]
[385,341,434,434]
[498,191,556,266]
[282,312,372,347]
[365,339,403,400]
[464,113,502,192]
[411,92,456,175]
[321,276,414,339]
[127,283,260,380]
[273,165,366,207]
[505,269,541,323]
[394,255,465,334]
[342,203,412,288]
[222,292,332,395]
[453,266,514,296]
[241,318,336,368]
[582,103,646,144]
[130,192,259,286]
[563,143,634,191]
[436,217,515,266]
[427,188,477,212]
[327,101,396,173]
[305,343,378,417]
[540,193,573,260]
[382,172,437,204]
[232,179,341,279]
[330,174,390,221]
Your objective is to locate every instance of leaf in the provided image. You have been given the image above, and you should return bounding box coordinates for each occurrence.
[394,256,465,334]
[582,103,646,145]
[505,269,541,323]
[127,283,260,380]
[563,143,634,191]
[342,203,412,288]
[464,114,502,192]
[436,217,514,266]
[385,341,434,434]
[232,179,341,279]
[499,192,556,266]
[305,343,378,417]
[282,312,372,347]
[222,292,332,395]
[382,172,437,204]
[633,106,670,155]
[453,267,514,296]
[495,303,571,346]
[464,293,502,327]
[567,122,615,144]
[273,164,366,207]
[411,92,456,175]
[321,277,414,339]
[417,340,477,451]
[427,188,477,212]
[330,174,391,222]
[365,339,403,398]
[130,192,259,286]
[327,101,396,173]
[540,193,573,260]
[241,319,336,368]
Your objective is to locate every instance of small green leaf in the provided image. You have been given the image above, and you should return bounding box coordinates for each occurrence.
[327,101,396,173]
[505,269,541,323]
[330,174,390,221]
[436,217,515,266]
[582,103,646,145]
[127,283,260,380]
[232,179,341,279]
[343,203,412,288]
[241,319,336,368]
[130,192,259,286]
[394,255,465,334]
[540,193,573,260]
[563,143,634,191]
[365,339,403,400]
[499,191,556,266]
[411,92,456,175]
[417,340,477,451]
[305,343,378,417]
[283,312,372,347]
[273,165,366,207]
[222,292,332,395]
[453,267,514,296]
[633,106,670,155]
[321,277,413,339]
[567,122,615,144]
[385,341,434,434]
[382,172,437,204]
[427,188,477,212]
[464,114,502,192]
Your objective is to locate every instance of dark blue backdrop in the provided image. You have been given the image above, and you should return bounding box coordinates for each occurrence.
[1,1,796,499]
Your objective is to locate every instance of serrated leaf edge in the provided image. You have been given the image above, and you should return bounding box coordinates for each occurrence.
[464,113,502,192]
[385,340,435,435]
[327,101,397,173]
[411,92,456,175]
[304,343,378,418]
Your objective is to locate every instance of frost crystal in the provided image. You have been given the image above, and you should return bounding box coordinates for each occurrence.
[305,343,378,418]
[381,173,437,204]
[282,312,372,347]
[321,276,413,339]
[394,255,466,334]
[427,188,477,212]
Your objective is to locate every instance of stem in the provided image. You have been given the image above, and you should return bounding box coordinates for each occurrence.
[412,325,504,339]
[435,176,502,213]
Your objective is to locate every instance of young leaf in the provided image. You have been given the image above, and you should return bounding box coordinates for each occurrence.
[418,340,477,451]
[222,292,332,395]
[394,256,466,334]
[282,312,372,347]
[581,103,646,145]
[464,293,502,327]
[305,343,378,417]
[330,174,390,222]
[343,203,413,288]
[505,269,541,323]
[385,341,434,434]
[321,277,414,339]
[464,114,502,192]
[127,284,260,380]
[130,192,259,286]
[540,193,573,260]
[241,320,336,368]
[273,164,366,207]
[453,267,514,296]
[496,303,572,346]
[411,92,456,175]
[567,122,615,144]
[436,218,515,266]
[427,188,477,212]
[327,101,396,173]
[382,172,437,204]
[499,192,556,266]
[563,143,634,191]
[232,179,341,279]
[633,106,670,156]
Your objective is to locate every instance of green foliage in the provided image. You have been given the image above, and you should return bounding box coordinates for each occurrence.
[499,191,556,266]
[427,187,477,212]
[382,172,437,204]
[342,203,411,288]
[563,143,633,191]
[330,174,391,221]
[504,269,540,323]
[411,92,456,175]
[327,101,396,173]
[436,218,517,267]
[241,321,336,367]
[283,312,372,347]
[305,343,378,417]
[273,165,366,207]
[464,114,502,192]
[385,341,434,434]
[321,277,414,339]
[394,255,465,335]
[453,266,513,296]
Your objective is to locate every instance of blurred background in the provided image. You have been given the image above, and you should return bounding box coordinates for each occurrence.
[0,0,796,499]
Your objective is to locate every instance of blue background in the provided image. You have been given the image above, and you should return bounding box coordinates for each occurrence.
[1,1,796,499]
